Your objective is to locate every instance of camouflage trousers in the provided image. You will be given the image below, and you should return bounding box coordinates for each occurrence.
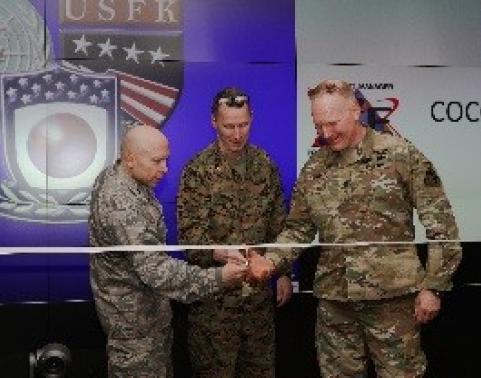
[188,293,275,378]
[97,310,173,378]
[316,294,426,378]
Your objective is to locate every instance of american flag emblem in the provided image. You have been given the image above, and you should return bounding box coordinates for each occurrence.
[108,69,177,128]
[60,31,182,129]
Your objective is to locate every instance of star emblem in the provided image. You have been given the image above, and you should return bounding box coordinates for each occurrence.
[6,87,17,98]
[55,81,66,91]
[149,46,170,67]
[20,94,31,104]
[31,83,42,94]
[73,34,93,56]
[89,94,99,104]
[123,42,144,64]
[18,77,29,87]
[98,38,117,59]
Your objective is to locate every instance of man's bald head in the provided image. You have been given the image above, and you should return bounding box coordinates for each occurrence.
[121,125,170,187]
[121,125,168,159]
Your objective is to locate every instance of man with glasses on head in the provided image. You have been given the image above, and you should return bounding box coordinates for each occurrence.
[248,80,462,377]
[177,87,292,377]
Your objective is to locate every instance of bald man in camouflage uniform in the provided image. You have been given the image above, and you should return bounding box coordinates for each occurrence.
[90,125,246,377]
[251,80,462,377]
[177,88,291,377]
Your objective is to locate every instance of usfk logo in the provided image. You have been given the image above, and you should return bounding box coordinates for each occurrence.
[60,0,183,129]
[0,65,119,222]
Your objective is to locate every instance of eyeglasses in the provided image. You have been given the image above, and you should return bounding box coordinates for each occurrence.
[217,95,249,108]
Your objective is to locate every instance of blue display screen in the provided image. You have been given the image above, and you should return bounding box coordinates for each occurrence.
[0,0,296,303]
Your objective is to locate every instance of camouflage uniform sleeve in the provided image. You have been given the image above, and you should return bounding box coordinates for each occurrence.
[106,194,222,303]
[265,166,317,272]
[130,252,222,304]
[266,161,287,242]
[177,164,216,267]
[264,160,292,278]
[407,143,462,291]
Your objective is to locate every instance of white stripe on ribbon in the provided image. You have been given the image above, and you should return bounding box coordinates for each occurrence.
[0,240,462,255]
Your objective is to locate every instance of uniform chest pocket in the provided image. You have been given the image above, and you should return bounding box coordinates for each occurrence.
[143,204,166,240]
[245,179,272,216]
[307,171,351,210]
[366,163,407,207]
[304,174,349,236]
[209,191,237,214]
[208,191,235,239]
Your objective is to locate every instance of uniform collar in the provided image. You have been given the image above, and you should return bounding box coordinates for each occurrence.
[212,141,248,162]
[116,161,151,197]
[325,125,375,167]
[209,142,251,177]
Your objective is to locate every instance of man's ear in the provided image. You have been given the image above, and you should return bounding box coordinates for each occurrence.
[351,103,361,121]
[211,115,218,131]
[124,151,135,168]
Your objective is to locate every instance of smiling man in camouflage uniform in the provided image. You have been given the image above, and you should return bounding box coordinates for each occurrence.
[177,87,292,377]
[249,80,462,377]
[89,125,247,377]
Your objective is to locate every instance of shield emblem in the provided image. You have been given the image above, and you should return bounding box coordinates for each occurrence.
[59,0,183,129]
[0,65,119,222]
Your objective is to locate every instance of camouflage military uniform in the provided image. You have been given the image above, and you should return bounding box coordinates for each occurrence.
[177,143,286,378]
[266,127,462,377]
[89,162,223,378]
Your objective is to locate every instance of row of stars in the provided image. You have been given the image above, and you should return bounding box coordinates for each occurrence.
[9,89,110,105]
[6,78,112,106]
[11,74,110,89]
[73,35,170,66]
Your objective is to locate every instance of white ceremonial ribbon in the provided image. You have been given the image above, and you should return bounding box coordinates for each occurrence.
[0,239,462,255]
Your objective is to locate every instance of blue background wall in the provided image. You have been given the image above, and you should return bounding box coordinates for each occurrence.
[0,0,296,303]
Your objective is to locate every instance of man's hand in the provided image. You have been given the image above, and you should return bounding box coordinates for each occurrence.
[414,289,441,324]
[246,249,275,282]
[220,261,247,287]
[213,249,247,265]
[276,275,293,307]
